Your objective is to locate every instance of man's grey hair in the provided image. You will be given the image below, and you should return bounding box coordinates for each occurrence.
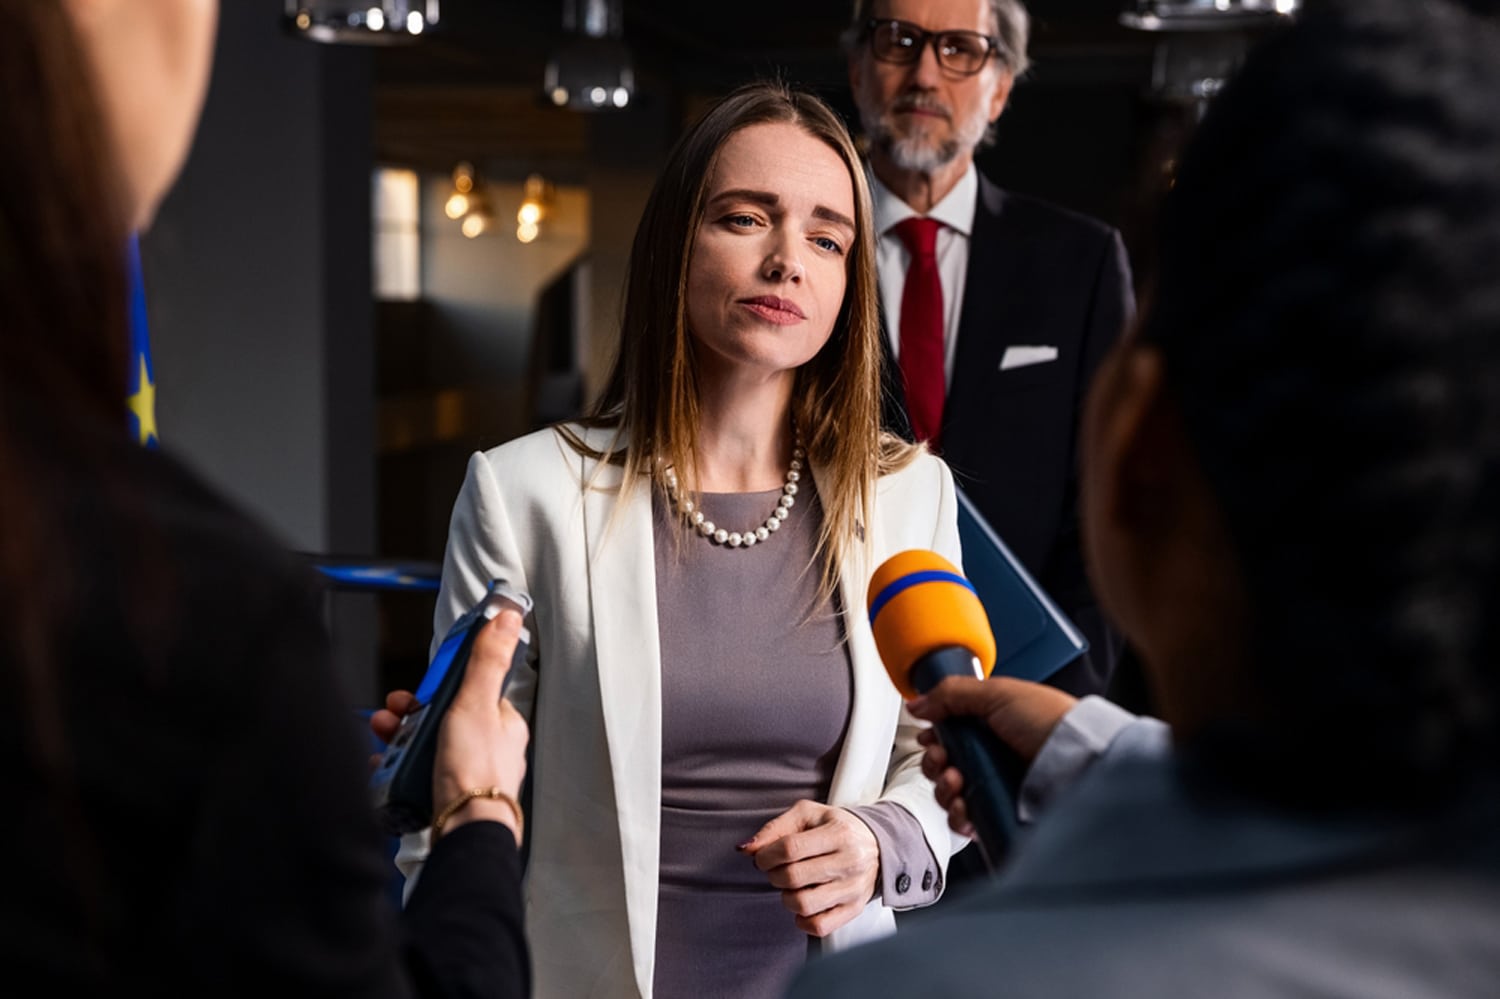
[841,0,1032,78]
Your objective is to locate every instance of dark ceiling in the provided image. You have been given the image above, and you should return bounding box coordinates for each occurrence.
[373,0,1156,174]
[376,1,1146,85]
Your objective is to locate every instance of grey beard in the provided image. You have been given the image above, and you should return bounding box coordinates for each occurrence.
[881,129,965,174]
[859,99,990,174]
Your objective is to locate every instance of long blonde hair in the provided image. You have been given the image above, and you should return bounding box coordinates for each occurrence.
[562,79,919,595]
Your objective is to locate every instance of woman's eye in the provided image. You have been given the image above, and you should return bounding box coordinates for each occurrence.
[725,214,758,228]
[813,236,844,254]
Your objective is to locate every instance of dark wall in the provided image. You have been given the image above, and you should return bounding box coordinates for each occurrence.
[140,2,378,702]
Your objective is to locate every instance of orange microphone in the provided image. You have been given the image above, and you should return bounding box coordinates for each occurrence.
[868,550,1020,870]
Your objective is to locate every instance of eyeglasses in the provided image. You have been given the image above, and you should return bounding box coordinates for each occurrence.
[863,18,1000,77]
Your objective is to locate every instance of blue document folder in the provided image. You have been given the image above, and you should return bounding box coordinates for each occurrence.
[955,487,1088,683]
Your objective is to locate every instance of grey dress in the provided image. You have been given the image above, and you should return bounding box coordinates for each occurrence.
[651,481,932,999]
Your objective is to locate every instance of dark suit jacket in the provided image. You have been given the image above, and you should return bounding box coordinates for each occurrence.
[5,407,528,997]
[881,173,1135,697]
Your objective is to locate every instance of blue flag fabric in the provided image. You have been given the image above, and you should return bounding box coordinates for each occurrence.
[125,234,158,447]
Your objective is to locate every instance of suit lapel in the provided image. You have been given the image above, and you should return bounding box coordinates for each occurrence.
[578,433,662,997]
[944,176,1022,452]
[879,178,1021,451]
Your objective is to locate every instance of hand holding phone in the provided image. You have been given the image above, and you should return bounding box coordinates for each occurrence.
[370,579,533,835]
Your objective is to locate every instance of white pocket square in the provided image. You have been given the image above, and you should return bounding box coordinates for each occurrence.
[999,345,1058,371]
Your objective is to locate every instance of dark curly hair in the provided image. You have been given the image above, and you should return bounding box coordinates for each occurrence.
[1143,0,1500,807]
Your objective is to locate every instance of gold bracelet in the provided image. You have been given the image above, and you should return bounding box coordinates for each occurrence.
[431,786,525,844]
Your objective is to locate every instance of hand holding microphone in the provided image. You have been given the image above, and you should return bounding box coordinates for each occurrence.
[909,678,1077,840]
[868,551,1068,871]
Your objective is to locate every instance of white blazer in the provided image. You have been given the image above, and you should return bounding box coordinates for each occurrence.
[398,424,963,999]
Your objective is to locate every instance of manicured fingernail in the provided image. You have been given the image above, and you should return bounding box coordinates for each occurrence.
[736,840,754,851]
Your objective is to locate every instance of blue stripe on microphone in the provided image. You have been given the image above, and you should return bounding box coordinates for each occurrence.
[868,570,976,625]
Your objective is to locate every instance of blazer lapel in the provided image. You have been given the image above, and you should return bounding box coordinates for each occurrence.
[579,434,663,997]
[824,475,897,808]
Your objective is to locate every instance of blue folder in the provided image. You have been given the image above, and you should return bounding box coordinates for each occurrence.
[955,487,1088,683]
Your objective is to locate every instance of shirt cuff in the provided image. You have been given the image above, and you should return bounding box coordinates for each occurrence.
[844,801,943,910]
[1019,695,1142,822]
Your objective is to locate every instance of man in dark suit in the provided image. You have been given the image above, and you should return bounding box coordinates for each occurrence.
[845,0,1135,700]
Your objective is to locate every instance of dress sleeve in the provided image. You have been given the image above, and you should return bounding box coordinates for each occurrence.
[844,802,943,909]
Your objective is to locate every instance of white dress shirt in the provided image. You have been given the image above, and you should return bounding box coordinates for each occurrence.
[871,163,979,388]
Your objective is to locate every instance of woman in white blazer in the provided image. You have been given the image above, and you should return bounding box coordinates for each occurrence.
[393,81,961,999]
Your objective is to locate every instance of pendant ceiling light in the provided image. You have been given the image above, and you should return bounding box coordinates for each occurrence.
[284,1,441,45]
[544,0,635,111]
[1121,0,1300,32]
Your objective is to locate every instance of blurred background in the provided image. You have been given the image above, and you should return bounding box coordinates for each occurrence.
[137,0,1284,704]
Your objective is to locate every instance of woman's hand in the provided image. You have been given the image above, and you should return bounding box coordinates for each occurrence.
[741,800,879,938]
[368,611,531,842]
[908,676,1076,837]
[369,689,417,753]
[430,609,530,840]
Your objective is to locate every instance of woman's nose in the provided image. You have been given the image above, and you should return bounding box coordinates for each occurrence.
[762,242,805,283]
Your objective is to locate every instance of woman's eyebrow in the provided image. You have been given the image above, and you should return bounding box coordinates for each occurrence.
[708,188,779,210]
[812,205,855,231]
[708,188,854,231]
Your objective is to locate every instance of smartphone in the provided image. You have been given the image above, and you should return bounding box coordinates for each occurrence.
[369,578,533,835]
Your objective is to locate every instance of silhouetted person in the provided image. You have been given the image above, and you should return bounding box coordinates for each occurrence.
[3,2,530,993]
[790,1,1500,993]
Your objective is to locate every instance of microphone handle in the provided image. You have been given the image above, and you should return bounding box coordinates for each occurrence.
[910,646,1028,872]
[932,714,1021,871]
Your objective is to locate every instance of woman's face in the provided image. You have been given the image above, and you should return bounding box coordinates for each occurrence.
[66,0,219,231]
[685,122,857,383]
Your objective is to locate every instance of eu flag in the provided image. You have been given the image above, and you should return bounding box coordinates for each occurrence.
[125,233,158,447]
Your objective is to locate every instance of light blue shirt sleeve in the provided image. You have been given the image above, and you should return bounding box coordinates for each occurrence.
[1018,696,1172,822]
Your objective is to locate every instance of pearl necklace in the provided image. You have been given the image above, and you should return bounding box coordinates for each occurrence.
[662,438,804,549]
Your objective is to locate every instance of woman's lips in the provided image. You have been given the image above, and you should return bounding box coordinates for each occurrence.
[739,296,806,325]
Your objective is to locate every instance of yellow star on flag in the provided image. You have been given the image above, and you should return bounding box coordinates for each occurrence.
[127,352,158,446]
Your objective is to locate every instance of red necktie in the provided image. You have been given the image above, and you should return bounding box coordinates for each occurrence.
[893,217,945,448]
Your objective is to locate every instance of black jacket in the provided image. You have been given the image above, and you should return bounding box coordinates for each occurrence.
[3,421,528,997]
[881,174,1135,697]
